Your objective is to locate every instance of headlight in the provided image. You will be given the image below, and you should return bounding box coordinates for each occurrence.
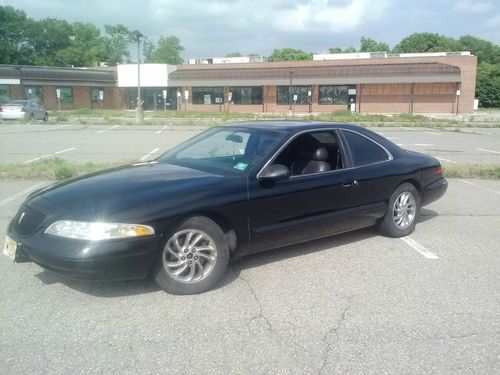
[45,220,155,241]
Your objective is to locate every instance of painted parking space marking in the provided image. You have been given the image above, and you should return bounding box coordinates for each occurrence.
[425,131,441,136]
[436,157,457,164]
[460,179,500,196]
[0,182,46,208]
[397,143,434,147]
[477,148,500,155]
[156,125,169,134]
[22,147,76,164]
[98,125,120,134]
[401,236,439,259]
[140,147,160,161]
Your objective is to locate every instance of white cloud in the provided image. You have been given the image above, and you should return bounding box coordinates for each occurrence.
[480,13,500,43]
[453,1,495,14]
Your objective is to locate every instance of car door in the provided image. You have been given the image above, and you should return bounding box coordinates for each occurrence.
[245,129,369,254]
[337,129,396,219]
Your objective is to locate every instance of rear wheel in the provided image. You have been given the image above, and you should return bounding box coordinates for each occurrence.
[43,113,49,122]
[379,183,420,237]
[153,216,229,295]
[29,113,35,121]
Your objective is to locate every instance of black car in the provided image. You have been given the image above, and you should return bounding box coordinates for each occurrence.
[4,122,447,294]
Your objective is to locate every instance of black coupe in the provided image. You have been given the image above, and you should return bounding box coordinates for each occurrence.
[4,122,447,294]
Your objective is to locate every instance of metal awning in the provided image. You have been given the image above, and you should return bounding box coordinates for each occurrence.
[169,62,461,86]
[0,65,117,87]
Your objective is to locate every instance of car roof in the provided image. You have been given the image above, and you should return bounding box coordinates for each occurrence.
[221,120,366,133]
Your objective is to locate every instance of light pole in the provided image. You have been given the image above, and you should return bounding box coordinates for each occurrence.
[134,30,144,123]
[14,67,23,99]
[288,71,294,110]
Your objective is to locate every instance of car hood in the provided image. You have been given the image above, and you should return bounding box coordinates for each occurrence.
[27,162,232,221]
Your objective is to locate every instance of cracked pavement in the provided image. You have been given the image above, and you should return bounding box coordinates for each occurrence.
[0,178,499,374]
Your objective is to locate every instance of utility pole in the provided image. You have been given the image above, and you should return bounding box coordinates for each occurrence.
[288,71,294,110]
[134,30,144,123]
[14,67,23,99]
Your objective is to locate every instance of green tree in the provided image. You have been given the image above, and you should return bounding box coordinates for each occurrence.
[268,48,312,61]
[360,36,390,52]
[394,32,459,53]
[101,24,134,65]
[476,62,500,107]
[328,46,357,53]
[0,6,33,64]
[226,52,242,57]
[144,36,184,64]
[457,35,500,64]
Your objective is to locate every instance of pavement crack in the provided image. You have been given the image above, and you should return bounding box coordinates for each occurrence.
[235,267,274,333]
[318,300,352,375]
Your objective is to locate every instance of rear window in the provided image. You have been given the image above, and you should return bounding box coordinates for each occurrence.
[343,130,389,166]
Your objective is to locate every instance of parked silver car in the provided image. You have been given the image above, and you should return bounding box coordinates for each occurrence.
[0,100,49,121]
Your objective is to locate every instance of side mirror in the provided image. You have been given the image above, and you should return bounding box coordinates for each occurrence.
[259,164,290,181]
[225,134,243,143]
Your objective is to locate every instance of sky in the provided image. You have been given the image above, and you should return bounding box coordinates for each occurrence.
[2,0,499,59]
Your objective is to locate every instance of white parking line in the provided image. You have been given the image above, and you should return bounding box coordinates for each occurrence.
[477,148,500,155]
[155,125,169,134]
[140,147,160,161]
[460,179,500,196]
[401,237,439,259]
[22,147,76,164]
[425,131,441,136]
[98,125,120,134]
[0,182,46,208]
[436,157,457,164]
[413,143,434,147]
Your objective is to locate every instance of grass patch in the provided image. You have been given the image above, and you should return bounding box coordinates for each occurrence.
[0,158,130,181]
[443,164,500,179]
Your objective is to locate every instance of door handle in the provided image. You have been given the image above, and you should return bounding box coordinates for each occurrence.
[342,179,359,188]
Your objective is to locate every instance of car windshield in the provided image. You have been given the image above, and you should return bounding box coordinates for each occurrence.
[158,127,285,176]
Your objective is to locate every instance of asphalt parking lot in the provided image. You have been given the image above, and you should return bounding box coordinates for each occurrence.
[0,177,499,374]
[1,122,499,373]
[0,123,499,165]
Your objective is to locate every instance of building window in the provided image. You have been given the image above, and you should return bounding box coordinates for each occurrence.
[91,88,105,103]
[192,87,224,105]
[319,85,354,105]
[24,86,44,104]
[277,86,311,105]
[0,85,11,104]
[57,87,73,104]
[229,87,263,105]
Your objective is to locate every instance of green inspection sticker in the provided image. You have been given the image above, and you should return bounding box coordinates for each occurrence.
[233,162,248,171]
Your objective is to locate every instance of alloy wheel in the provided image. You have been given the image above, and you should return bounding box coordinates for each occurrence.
[162,229,217,283]
[392,191,416,229]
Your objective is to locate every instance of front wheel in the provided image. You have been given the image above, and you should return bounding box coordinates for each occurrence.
[43,113,49,122]
[378,183,420,238]
[153,216,229,295]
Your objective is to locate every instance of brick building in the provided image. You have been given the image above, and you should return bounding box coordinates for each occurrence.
[0,52,477,114]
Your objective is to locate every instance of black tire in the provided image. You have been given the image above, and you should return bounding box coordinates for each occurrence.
[153,216,230,295]
[378,182,420,238]
[43,113,49,122]
[29,113,35,121]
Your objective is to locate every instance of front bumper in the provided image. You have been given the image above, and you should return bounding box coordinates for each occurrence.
[422,177,448,206]
[8,230,161,281]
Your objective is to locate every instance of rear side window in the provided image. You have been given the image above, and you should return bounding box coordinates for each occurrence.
[343,130,389,166]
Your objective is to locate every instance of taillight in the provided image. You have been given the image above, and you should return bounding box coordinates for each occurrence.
[435,166,443,175]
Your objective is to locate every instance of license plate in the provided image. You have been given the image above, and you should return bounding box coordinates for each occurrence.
[3,235,17,261]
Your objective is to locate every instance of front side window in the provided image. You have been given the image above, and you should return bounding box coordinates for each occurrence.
[0,85,11,104]
[342,130,389,166]
[277,86,311,105]
[57,87,73,104]
[319,85,353,105]
[192,87,224,105]
[273,130,344,176]
[229,86,263,105]
[24,86,44,104]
